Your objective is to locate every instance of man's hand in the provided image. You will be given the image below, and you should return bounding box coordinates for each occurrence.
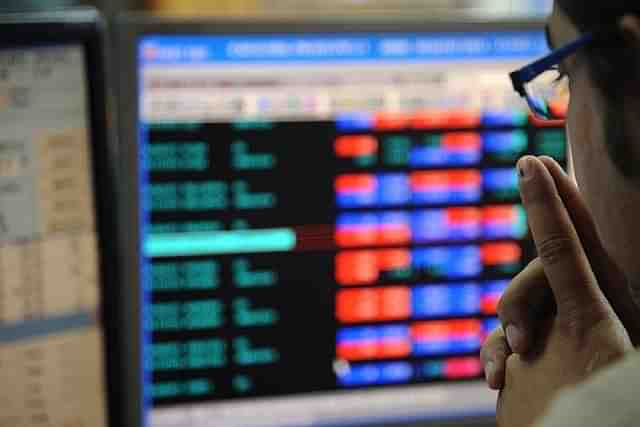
[481,156,640,390]
[489,156,633,427]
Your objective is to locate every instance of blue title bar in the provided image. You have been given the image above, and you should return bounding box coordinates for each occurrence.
[139,31,548,65]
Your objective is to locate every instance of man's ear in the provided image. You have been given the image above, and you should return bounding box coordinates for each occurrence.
[619,15,640,67]
[619,15,640,46]
[616,15,640,96]
[616,15,640,179]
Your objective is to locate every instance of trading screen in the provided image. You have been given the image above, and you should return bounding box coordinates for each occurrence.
[0,45,106,426]
[138,30,566,426]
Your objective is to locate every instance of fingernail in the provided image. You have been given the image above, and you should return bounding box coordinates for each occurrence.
[506,325,525,353]
[517,157,535,181]
[485,361,496,384]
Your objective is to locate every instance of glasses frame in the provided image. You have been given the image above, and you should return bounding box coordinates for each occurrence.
[510,32,594,119]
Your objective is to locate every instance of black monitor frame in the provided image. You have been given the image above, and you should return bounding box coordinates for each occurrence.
[117,14,546,427]
[0,8,136,427]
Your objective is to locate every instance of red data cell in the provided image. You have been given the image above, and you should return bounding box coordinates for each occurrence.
[337,286,411,323]
[377,249,412,272]
[335,227,379,248]
[449,319,483,336]
[379,338,412,358]
[411,110,481,129]
[446,110,482,128]
[411,111,450,129]
[335,135,379,158]
[481,296,500,316]
[447,207,482,224]
[445,357,483,379]
[337,340,378,361]
[374,113,411,130]
[481,243,522,266]
[483,206,517,223]
[410,171,449,190]
[379,287,411,321]
[378,223,412,246]
[336,251,380,286]
[447,170,483,187]
[412,319,482,339]
[335,174,377,193]
[337,289,379,323]
[442,132,482,150]
[336,250,412,286]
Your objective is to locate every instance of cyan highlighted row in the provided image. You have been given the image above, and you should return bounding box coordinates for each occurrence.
[145,228,297,258]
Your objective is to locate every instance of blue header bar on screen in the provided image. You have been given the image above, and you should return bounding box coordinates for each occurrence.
[139,32,548,65]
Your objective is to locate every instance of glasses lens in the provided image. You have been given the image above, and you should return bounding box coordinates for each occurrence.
[524,68,569,120]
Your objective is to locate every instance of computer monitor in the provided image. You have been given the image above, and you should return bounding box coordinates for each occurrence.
[118,17,566,427]
[0,9,132,427]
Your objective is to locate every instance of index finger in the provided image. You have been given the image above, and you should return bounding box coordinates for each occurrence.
[517,156,610,324]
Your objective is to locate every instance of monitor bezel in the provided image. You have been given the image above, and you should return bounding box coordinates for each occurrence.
[0,9,135,427]
[118,15,547,427]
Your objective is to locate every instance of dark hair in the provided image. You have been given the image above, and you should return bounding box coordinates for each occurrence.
[557,3,640,95]
[557,2,640,178]
[556,3,638,30]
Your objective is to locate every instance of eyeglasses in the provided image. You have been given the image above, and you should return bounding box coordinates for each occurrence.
[510,33,594,120]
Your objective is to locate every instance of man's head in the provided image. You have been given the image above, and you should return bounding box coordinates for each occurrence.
[548,2,640,292]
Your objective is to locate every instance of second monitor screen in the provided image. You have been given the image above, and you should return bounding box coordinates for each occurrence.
[0,44,106,427]
[138,30,566,419]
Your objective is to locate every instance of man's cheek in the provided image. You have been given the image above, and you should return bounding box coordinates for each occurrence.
[566,78,609,230]
[566,91,591,192]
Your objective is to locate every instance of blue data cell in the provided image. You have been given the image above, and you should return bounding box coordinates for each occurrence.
[410,146,448,167]
[413,246,483,279]
[337,212,378,228]
[412,210,449,242]
[484,280,510,296]
[336,113,374,131]
[409,133,483,167]
[379,211,410,227]
[483,168,520,200]
[483,131,528,158]
[481,111,528,127]
[378,174,412,206]
[412,284,482,318]
[335,175,378,208]
[380,325,411,341]
[483,318,501,336]
[449,184,483,204]
[413,334,481,356]
[379,362,413,384]
[338,364,382,387]
[338,327,379,344]
[411,209,482,243]
[483,205,528,240]
[338,362,413,387]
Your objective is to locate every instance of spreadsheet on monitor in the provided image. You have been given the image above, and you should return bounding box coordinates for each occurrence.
[134,27,567,427]
[0,43,107,427]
